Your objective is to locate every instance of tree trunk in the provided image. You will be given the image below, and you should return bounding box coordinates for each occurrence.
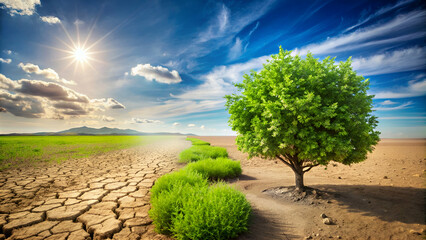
[293,168,305,190]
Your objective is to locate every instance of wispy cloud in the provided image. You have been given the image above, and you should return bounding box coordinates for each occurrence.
[373,79,426,99]
[131,118,161,124]
[352,47,426,75]
[40,16,61,24]
[381,100,397,105]
[131,64,182,84]
[4,50,12,55]
[374,101,413,111]
[187,123,195,127]
[292,10,426,56]
[0,58,11,64]
[18,63,76,85]
[379,116,426,120]
[345,0,416,32]
[0,0,40,16]
[173,122,180,126]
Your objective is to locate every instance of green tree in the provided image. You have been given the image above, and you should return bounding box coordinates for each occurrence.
[225,47,380,189]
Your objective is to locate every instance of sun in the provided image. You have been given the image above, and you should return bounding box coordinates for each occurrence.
[73,47,88,62]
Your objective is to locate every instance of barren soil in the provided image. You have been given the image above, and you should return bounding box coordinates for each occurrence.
[0,136,190,240]
[196,136,426,240]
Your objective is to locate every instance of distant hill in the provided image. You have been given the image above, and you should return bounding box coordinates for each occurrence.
[1,126,195,136]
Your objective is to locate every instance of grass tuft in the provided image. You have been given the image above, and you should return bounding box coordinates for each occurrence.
[186,137,210,145]
[179,145,228,163]
[185,157,242,180]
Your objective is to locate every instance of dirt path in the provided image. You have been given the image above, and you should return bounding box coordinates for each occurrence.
[197,136,425,240]
[0,136,190,240]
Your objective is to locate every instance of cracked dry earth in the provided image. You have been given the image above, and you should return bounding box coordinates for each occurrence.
[0,136,190,240]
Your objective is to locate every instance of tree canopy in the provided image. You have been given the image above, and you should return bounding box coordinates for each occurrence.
[225,47,380,188]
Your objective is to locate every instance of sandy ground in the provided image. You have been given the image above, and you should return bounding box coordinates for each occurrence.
[195,136,426,240]
[0,136,190,240]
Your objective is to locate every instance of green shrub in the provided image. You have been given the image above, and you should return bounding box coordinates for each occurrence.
[171,183,251,240]
[185,158,242,180]
[186,137,210,145]
[150,169,207,199]
[150,181,209,234]
[179,145,228,163]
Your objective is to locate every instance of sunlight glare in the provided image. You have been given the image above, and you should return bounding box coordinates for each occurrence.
[73,47,88,62]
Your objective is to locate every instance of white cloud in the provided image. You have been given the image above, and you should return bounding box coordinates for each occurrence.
[131,118,161,124]
[131,64,182,84]
[18,62,75,85]
[4,50,12,55]
[124,72,129,76]
[200,125,205,129]
[187,124,195,127]
[292,10,426,56]
[102,116,115,122]
[0,0,40,16]
[381,100,397,105]
[0,58,11,64]
[374,79,426,99]
[40,16,61,24]
[173,122,180,126]
[374,101,413,111]
[352,47,426,75]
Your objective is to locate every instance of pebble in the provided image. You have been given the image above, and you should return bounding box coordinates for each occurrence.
[323,218,332,225]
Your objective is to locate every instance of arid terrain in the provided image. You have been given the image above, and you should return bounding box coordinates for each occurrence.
[0,136,424,240]
[196,136,426,240]
[0,137,189,240]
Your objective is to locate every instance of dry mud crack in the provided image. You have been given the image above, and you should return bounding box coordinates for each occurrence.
[0,137,190,240]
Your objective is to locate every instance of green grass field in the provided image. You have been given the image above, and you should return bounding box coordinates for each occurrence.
[0,135,155,170]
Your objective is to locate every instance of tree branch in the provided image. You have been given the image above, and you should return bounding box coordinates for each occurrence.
[276,155,295,170]
[303,163,320,173]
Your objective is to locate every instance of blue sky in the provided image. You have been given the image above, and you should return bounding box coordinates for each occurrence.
[0,0,425,137]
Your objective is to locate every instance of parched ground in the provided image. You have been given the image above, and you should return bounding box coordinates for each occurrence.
[0,136,190,240]
[196,137,426,240]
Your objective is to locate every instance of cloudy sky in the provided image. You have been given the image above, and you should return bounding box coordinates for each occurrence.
[0,0,425,137]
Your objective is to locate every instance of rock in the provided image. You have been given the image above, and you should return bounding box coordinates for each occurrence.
[336,236,342,239]
[320,213,327,218]
[3,212,45,234]
[322,218,332,225]
[337,176,342,179]
[383,176,388,179]
[304,236,312,240]
[409,229,421,235]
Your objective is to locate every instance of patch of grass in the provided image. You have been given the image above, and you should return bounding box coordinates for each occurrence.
[150,180,251,239]
[185,157,242,180]
[179,145,228,163]
[150,169,208,199]
[186,137,210,145]
[0,136,158,170]
[171,183,251,240]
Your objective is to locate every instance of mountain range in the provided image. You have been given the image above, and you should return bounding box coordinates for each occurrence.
[1,126,195,136]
